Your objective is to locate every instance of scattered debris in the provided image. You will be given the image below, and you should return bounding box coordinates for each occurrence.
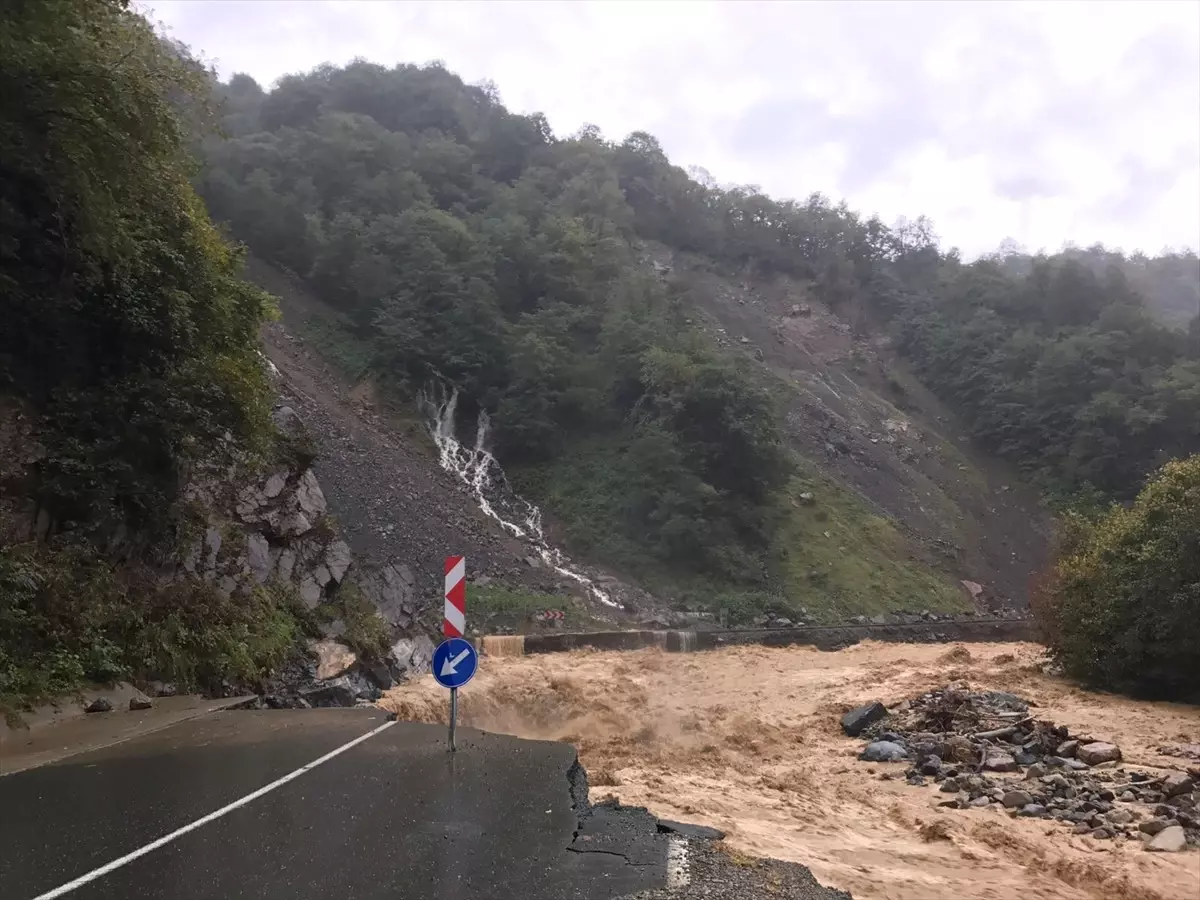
[846,686,1200,848]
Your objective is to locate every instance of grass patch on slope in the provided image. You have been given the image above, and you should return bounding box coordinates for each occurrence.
[514,437,969,624]
[292,316,374,382]
[770,459,968,621]
[510,434,663,580]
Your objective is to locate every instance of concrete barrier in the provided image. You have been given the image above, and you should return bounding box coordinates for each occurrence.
[511,617,1038,657]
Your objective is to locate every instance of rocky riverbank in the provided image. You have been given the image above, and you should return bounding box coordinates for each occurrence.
[846,687,1199,851]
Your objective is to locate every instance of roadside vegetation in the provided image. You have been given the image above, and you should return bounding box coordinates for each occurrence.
[1032,455,1200,699]
[0,545,309,722]
[0,0,301,717]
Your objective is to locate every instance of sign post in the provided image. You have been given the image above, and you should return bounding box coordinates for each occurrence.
[433,556,476,751]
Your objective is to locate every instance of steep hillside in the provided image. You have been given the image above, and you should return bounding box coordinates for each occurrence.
[646,244,1052,608]
[249,256,642,620]
[189,58,1196,628]
[244,247,1047,626]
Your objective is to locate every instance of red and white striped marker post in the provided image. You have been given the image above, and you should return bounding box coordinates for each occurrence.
[444,555,466,751]
[444,555,466,638]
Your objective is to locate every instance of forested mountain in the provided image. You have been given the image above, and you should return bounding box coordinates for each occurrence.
[990,242,1199,330]
[197,60,1198,531]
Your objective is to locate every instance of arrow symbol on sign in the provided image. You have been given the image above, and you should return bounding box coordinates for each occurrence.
[440,647,472,678]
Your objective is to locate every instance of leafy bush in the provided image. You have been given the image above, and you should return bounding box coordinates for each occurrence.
[1,0,273,526]
[1032,455,1200,699]
[0,545,309,720]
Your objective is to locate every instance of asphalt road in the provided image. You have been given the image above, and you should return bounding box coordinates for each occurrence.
[0,709,667,900]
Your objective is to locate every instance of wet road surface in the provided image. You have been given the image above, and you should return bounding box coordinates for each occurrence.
[1,709,666,900]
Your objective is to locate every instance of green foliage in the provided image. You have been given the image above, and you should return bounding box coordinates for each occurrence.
[893,258,1199,496]
[0,0,273,525]
[1033,455,1200,699]
[0,545,307,718]
[769,464,969,621]
[197,62,790,583]
[334,581,391,661]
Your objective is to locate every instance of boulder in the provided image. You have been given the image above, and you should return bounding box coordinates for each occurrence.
[309,639,357,680]
[149,681,178,698]
[299,676,357,708]
[918,755,943,776]
[983,751,1018,773]
[860,741,907,763]
[1002,790,1033,809]
[1145,825,1187,853]
[1056,739,1079,758]
[1106,809,1135,825]
[276,548,297,583]
[1138,818,1175,836]
[387,635,436,679]
[356,563,416,629]
[262,471,288,500]
[294,469,327,520]
[299,575,322,609]
[325,540,353,584]
[85,698,113,713]
[246,532,272,584]
[1162,772,1195,798]
[1077,742,1121,765]
[277,511,313,538]
[842,701,888,737]
[129,696,153,711]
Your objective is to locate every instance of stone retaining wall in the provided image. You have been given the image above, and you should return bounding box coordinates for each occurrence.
[510,617,1038,656]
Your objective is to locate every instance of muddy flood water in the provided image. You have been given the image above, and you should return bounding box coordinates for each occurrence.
[379,641,1200,900]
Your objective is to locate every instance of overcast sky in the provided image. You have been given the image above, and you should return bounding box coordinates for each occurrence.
[145,0,1199,259]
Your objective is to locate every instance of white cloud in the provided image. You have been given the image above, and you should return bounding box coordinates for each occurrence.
[145,0,1200,258]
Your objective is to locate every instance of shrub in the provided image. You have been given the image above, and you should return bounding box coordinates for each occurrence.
[1033,455,1200,699]
[0,545,309,721]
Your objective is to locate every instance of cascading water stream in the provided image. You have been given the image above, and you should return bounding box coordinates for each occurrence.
[420,384,619,608]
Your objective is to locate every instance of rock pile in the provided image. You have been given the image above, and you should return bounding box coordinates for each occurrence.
[842,687,1199,850]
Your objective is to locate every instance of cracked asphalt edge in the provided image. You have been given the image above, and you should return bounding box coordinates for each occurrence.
[624,839,855,900]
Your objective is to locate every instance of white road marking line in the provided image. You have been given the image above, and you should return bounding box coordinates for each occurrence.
[31,718,398,900]
[666,835,690,890]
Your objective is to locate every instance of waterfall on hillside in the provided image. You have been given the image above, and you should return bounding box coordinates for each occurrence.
[420,383,619,608]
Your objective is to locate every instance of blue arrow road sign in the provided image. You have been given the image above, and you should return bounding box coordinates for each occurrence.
[432,638,478,690]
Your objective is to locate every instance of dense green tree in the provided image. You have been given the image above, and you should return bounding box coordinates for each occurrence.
[1,0,272,524]
[1032,455,1200,698]
[196,58,790,583]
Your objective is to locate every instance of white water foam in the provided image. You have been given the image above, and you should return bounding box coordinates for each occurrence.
[420,384,619,608]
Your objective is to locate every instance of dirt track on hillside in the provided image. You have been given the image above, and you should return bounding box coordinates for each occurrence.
[380,641,1200,900]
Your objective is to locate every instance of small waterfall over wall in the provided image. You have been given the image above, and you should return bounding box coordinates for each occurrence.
[479,635,526,657]
[654,631,699,652]
[420,383,619,608]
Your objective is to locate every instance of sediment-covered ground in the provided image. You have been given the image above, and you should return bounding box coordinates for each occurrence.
[379,641,1200,900]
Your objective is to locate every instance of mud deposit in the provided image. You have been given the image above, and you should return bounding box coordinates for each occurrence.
[379,641,1200,900]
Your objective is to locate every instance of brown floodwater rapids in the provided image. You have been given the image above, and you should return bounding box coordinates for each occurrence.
[379,640,1200,900]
